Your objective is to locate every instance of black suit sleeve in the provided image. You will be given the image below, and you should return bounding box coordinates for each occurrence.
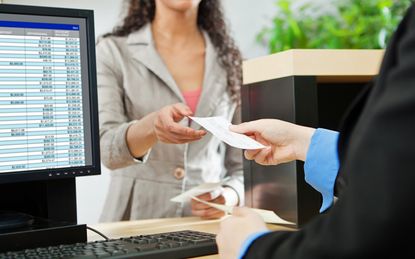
[245,4,415,258]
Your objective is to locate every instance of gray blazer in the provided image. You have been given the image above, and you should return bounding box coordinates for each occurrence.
[96,24,244,222]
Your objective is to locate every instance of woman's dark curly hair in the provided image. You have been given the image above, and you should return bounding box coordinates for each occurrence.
[106,0,242,103]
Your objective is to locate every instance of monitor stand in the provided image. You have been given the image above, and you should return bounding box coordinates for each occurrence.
[0,178,87,252]
[0,211,34,230]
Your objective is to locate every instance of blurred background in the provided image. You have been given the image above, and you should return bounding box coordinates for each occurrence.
[0,0,410,224]
[257,0,411,52]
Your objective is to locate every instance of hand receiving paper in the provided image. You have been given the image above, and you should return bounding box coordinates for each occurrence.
[191,187,239,219]
[153,103,206,144]
[191,191,226,219]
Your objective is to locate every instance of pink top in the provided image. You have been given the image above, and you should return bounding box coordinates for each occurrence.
[182,87,202,113]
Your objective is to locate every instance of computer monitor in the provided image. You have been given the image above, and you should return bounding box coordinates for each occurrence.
[0,4,99,251]
[0,4,100,184]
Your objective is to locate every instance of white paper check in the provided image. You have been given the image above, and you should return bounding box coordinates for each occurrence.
[171,181,295,225]
[170,181,224,203]
[191,196,295,225]
[189,116,266,150]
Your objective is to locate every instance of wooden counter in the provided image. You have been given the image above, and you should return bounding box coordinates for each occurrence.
[243,49,384,84]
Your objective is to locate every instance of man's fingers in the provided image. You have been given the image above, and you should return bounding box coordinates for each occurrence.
[229,122,256,134]
[244,149,262,160]
[254,147,272,165]
[253,132,271,146]
[245,146,271,161]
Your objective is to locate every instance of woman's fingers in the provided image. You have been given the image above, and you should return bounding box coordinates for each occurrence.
[157,134,202,144]
[154,103,207,143]
[171,103,193,121]
[166,123,206,137]
[191,194,225,210]
[192,206,225,219]
[191,193,226,219]
[156,128,206,143]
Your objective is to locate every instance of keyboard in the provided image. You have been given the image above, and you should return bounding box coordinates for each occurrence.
[0,230,217,259]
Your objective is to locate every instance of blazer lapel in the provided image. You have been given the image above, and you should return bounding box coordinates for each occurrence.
[126,24,184,102]
[190,32,228,129]
[126,25,229,130]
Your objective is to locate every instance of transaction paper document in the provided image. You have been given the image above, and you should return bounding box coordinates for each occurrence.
[170,182,294,225]
[170,180,226,203]
[191,196,294,225]
[189,116,266,150]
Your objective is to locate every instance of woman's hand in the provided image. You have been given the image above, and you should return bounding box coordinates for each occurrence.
[153,103,206,144]
[230,119,315,166]
[191,192,225,219]
[126,103,206,158]
[191,187,238,219]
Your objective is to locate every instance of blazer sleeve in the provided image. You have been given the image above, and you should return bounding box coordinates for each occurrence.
[96,39,141,170]
[223,104,244,205]
[244,4,415,258]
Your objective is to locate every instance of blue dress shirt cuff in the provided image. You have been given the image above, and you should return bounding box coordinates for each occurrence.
[238,230,271,259]
[304,128,340,212]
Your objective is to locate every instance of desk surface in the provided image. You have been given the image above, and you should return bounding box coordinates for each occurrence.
[88,217,295,259]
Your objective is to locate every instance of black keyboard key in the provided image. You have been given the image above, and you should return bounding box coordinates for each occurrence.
[136,243,160,251]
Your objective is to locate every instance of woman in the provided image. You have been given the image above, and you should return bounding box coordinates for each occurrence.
[97,0,243,221]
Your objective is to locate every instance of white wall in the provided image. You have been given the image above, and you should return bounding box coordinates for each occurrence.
[222,0,275,59]
[2,0,122,38]
[2,0,275,224]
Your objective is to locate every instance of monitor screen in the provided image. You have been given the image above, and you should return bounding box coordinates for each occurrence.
[0,4,100,184]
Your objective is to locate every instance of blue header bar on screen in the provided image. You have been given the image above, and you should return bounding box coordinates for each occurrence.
[0,20,79,30]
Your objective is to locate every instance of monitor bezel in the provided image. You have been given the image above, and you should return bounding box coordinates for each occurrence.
[0,4,100,184]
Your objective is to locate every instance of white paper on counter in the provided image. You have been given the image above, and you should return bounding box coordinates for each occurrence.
[189,116,266,150]
[190,196,295,225]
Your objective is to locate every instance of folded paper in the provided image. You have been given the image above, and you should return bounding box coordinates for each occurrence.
[191,196,294,225]
[171,179,227,203]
